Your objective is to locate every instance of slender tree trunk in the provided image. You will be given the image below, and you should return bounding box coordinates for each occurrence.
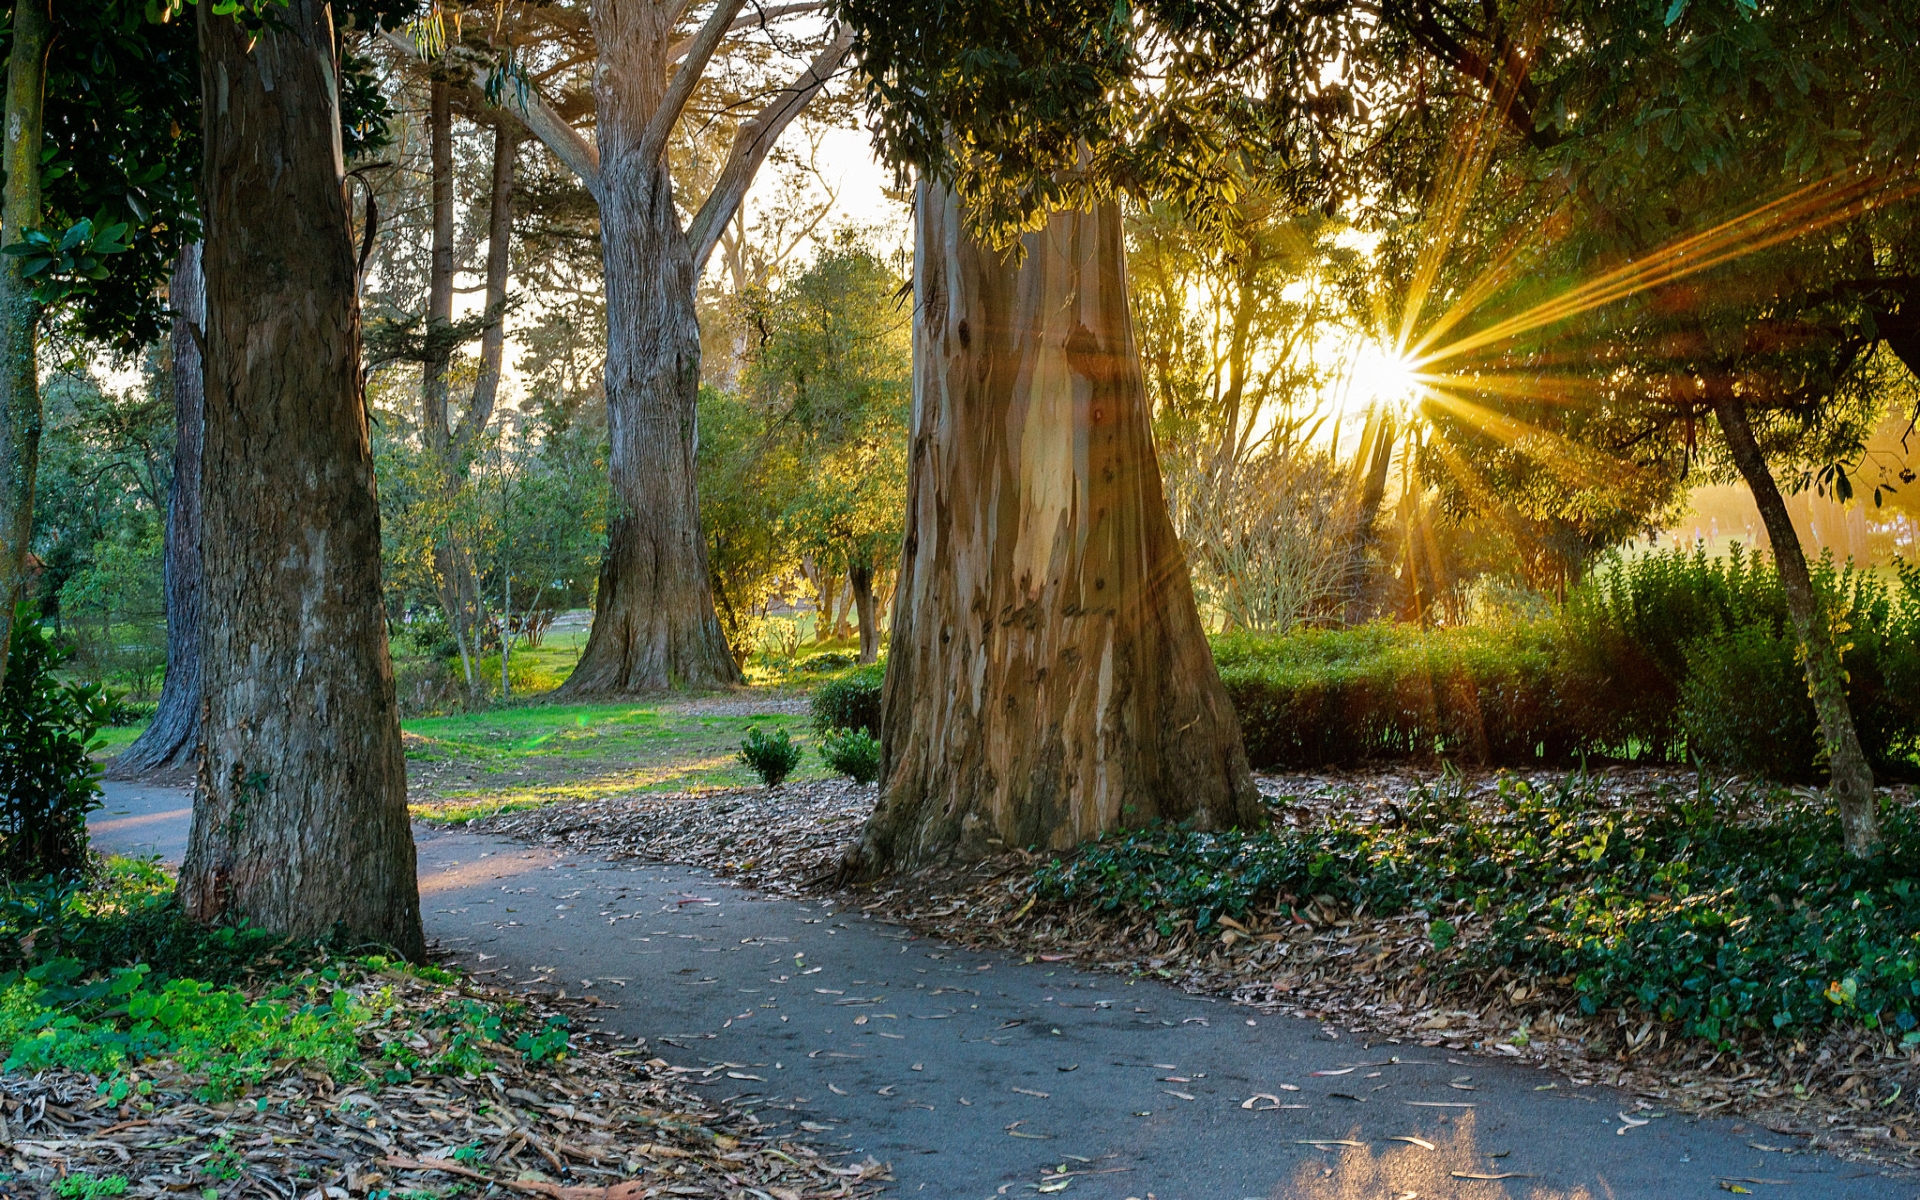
[1713,395,1881,856]
[468,123,516,429]
[850,185,1259,873]
[0,0,49,685]
[182,0,423,954]
[423,78,455,448]
[559,6,738,694]
[849,558,878,664]
[112,245,204,776]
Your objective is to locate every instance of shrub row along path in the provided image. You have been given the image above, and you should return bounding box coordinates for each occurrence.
[90,783,1905,1198]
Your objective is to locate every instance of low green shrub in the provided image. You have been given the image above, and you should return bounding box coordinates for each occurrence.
[1214,549,1920,777]
[0,611,114,881]
[738,726,803,786]
[1034,773,1920,1046]
[1679,625,1820,779]
[798,651,858,674]
[819,727,881,784]
[811,662,884,736]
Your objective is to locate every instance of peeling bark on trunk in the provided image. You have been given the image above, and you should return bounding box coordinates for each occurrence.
[1713,395,1881,857]
[181,1,423,954]
[112,245,204,777]
[852,185,1260,873]
[0,0,49,685]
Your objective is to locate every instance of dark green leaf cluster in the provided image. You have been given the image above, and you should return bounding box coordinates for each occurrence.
[1034,773,1920,1046]
[0,610,113,883]
[2,217,132,306]
[737,725,804,787]
[818,726,880,785]
[810,662,884,738]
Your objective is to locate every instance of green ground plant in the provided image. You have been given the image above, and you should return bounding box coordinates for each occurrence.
[0,860,573,1103]
[810,661,884,737]
[1034,771,1920,1048]
[737,726,803,787]
[0,611,114,881]
[819,726,881,784]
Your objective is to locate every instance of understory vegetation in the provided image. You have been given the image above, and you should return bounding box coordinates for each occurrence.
[1219,548,1920,775]
[1034,771,1920,1049]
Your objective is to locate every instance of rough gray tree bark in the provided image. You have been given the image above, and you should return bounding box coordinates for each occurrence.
[850,185,1260,872]
[110,245,203,776]
[0,0,49,685]
[1713,394,1881,857]
[180,0,423,954]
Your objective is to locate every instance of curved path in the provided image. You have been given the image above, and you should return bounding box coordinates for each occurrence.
[85,789,1915,1196]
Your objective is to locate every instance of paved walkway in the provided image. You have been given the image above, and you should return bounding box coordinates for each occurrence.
[91,780,192,863]
[413,824,1912,1199]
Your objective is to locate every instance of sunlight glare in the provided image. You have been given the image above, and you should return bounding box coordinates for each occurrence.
[1347,339,1424,415]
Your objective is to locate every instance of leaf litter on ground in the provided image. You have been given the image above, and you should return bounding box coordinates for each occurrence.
[0,961,882,1198]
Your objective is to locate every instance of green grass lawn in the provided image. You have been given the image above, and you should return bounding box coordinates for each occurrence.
[402,700,828,821]
[92,698,827,822]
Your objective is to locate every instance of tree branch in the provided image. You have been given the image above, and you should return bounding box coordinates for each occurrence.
[379,29,601,192]
[687,24,853,274]
[640,0,749,169]
[665,2,826,63]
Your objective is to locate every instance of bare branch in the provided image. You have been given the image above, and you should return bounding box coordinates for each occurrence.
[688,25,854,274]
[665,2,826,63]
[640,0,749,169]
[379,29,601,192]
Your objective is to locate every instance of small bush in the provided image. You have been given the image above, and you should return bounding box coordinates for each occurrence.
[798,651,858,674]
[738,725,803,787]
[819,727,881,784]
[811,662,884,736]
[1680,624,1820,779]
[0,612,112,882]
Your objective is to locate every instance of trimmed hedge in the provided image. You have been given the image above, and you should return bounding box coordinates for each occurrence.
[1216,549,1920,776]
[810,662,884,737]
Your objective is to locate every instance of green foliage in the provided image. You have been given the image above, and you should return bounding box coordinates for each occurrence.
[818,727,881,785]
[1217,548,1920,777]
[810,663,884,738]
[52,1173,129,1200]
[0,612,112,882]
[1,217,132,306]
[1679,627,1820,780]
[737,726,803,788]
[1034,773,1920,1046]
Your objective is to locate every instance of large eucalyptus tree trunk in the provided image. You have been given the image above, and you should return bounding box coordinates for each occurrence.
[558,2,740,694]
[111,245,203,776]
[851,185,1260,872]
[181,0,423,955]
[0,0,49,686]
[1714,395,1881,857]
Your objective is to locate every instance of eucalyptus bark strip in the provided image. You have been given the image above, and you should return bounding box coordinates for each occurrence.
[0,0,50,683]
[111,245,204,776]
[1712,395,1880,857]
[852,184,1260,872]
[182,0,423,954]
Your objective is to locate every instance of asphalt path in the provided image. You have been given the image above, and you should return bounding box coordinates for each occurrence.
[412,823,1915,1200]
[81,791,1918,1196]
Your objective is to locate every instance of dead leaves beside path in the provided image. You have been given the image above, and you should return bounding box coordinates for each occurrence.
[1,969,881,1199]
[462,767,1920,1171]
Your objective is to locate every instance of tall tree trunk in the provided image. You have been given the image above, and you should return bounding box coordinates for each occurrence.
[423,77,455,449]
[0,0,49,685]
[182,0,423,954]
[848,557,877,664]
[111,244,204,776]
[850,185,1260,873]
[559,4,739,694]
[468,123,516,431]
[1713,395,1881,857]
